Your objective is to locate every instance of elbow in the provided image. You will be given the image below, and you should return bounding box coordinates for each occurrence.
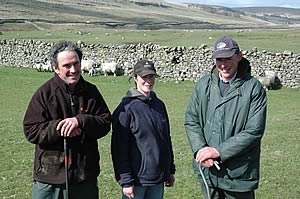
[94,124,111,139]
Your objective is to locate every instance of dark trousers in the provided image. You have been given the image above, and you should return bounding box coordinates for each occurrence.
[32,180,99,199]
[200,182,255,199]
[122,183,164,199]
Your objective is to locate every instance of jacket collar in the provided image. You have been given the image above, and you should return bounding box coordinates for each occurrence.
[211,57,251,83]
[53,73,85,94]
[125,87,157,102]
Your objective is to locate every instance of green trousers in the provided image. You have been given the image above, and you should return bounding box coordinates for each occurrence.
[200,182,255,199]
[32,180,99,199]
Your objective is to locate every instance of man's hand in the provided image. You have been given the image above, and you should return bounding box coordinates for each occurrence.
[56,117,81,137]
[195,147,220,168]
[200,159,214,168]
[123,186,134,199]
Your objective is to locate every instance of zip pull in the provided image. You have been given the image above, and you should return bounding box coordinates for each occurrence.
[69,93,74,106]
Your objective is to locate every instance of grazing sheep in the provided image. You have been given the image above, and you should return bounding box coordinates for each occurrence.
[100,62,118,76]
[88,67,96,76]
[88,67,102,76]
[81,59,97,74]
[35,62,52,72]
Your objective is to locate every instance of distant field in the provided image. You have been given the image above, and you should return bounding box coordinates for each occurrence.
[0,66,299,198]
[1,29,300,53]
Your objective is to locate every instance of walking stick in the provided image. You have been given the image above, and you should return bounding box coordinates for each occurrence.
[64,138,69,199]
[198,164,211,199]
[198,160,220,199]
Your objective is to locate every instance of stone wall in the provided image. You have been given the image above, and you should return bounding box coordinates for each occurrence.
[0,39,299,88]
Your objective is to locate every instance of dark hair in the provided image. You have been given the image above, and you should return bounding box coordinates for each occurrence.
[128,74,137,87]
[49,41,83,69]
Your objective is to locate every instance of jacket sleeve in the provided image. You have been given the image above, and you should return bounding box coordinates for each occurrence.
[111,103,135,187]
[163,104,176,175]
[76,87,111,139]
[184,81,208,157]
[215,82,267,162]
[23,90,62,146]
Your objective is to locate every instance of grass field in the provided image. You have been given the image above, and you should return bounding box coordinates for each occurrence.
[1,29,300,53]
[0,66,299,198]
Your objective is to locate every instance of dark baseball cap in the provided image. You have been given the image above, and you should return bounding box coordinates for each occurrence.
[213,36,240,59]
[133,60,158,77]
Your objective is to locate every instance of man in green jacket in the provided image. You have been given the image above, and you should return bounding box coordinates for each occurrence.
[185,36,267,199]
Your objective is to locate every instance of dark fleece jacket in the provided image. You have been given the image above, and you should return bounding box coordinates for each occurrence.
[111,88,176,187]
[23,74,111,184]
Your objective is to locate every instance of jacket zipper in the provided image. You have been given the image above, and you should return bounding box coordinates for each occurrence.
[69,93,74,107]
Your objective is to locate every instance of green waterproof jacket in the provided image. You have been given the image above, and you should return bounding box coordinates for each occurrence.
[185,58,267,192]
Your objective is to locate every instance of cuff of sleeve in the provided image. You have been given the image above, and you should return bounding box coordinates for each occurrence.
[75,115,83,128]
[214,146,224,162]
[122,184,133,188]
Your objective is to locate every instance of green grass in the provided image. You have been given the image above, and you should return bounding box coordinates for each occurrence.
[1,29,300,53]
[0,66,299,198]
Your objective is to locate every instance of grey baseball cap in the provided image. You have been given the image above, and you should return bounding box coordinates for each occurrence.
[133,60,158,77]
[213,36,240,59]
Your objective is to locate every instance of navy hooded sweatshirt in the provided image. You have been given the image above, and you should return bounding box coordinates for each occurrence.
[111,88,176,187]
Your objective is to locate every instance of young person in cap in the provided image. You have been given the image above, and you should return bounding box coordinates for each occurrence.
[185,36,267,199]
[111,60,176,199]
[23,41,112,199]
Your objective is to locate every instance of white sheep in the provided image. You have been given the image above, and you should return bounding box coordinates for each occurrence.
[265,70,276,86]
[88,67,102,76]
[81,59,97,74]
[100,62,118,76]
[35,62,52,72]
[257,70,276,91]
[257,76,271,91]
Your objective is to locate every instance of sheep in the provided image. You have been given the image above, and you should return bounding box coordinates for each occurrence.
[35,62,52,72]
[257,76,271,91]
[257,70,277,91]
[85,61,120,76]
[88,67,102,76]
[265,70,276,86]
[81,59,97,74]
[88,67,96,76]
[100,62,118,76]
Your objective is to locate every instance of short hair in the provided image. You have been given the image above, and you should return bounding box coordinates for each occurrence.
[49,41,83,69]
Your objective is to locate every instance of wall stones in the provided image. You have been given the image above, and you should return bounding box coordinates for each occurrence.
[0,39,299,88]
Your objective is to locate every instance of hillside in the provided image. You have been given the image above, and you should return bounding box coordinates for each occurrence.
[235,7,300,25]
[0,0,299,31]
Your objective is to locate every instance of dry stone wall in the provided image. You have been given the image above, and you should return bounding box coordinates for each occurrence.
[0,39,299,88]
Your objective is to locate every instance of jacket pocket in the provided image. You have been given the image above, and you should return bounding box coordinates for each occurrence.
[38,150,64,175]
[226,156,258,180]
